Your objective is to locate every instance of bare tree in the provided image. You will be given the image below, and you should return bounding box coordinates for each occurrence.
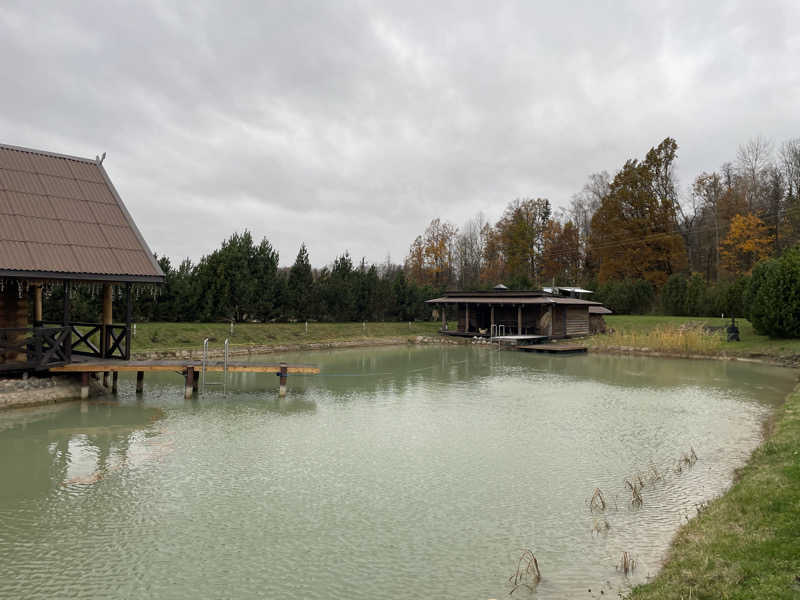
[736,136,773,211]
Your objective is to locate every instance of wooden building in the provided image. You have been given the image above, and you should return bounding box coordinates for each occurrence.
[426,290,604,340]
[0,143,164,372]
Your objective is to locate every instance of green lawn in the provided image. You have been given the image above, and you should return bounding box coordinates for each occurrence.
[131,321,450,353]
[596,315,800,361]
[629,382,800,599]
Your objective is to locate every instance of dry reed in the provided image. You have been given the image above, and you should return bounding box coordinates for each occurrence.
[625,478,644,508]
[509,549,541,595]
[591,325,722,355]
[589,487,607,512]
[617,551,636,576]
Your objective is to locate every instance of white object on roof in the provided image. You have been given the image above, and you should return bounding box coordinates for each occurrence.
[543,286,594,295]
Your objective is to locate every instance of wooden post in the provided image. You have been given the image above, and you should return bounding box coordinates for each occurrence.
[33,284,43,327]
[125,283,133,360]
[490,306,495,335]
[136,370,144,394]
[185,367,194,399]
[112,371,118,394]
[441,304,446,332]
[517,305,522,335]
[102,283,113,358]
[465,304,470,333]
[62,280,70,325]
[279,363,288,397]
[80,372,89,399]
[103,371,109,387]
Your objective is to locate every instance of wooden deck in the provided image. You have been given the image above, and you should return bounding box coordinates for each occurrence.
[50,360,319,374]
[518,344,587,354]
[492,334,548,346]
[49,359,320,399]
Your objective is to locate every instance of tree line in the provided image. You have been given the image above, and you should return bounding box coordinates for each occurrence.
[41,232,438,324]
[404,135,800,321]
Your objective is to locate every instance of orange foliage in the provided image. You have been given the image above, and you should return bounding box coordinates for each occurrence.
[719,213,774,275]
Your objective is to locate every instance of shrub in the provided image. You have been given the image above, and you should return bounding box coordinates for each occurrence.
[661,274,687,315]
[596,278,655,314]
[746,247,800,338]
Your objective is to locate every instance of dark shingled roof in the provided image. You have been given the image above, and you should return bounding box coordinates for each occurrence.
[0,143,164,283]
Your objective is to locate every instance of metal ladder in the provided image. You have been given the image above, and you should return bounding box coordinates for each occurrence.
[201,338,229,393]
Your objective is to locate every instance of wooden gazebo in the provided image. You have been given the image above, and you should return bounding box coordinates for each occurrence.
[0,143,164,372]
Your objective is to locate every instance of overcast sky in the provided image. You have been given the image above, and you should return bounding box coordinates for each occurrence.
[2,1,798,267]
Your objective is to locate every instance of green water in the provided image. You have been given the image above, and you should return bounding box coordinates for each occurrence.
[0,346,795,599]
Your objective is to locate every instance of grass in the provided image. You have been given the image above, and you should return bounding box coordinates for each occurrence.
[629,383,800,599]
[589,315,800,362]
[130,321,452,353]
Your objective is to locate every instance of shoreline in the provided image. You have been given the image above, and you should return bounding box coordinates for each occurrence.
[586,344,800,369]
[628,379,800,598]
[130,335,465,361]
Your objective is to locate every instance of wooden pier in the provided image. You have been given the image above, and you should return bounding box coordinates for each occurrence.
[51,360,320,399]
[517,344,587,354]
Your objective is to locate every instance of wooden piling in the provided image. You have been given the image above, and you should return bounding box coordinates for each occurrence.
[279,363,288,397]
[103,371,109,387]
[184,367,195,399]
[136,370,144,394]
[112,371,118,394]
[80,372,89,399]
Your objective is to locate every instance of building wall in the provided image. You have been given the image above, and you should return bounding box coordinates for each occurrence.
[0,282,29,363]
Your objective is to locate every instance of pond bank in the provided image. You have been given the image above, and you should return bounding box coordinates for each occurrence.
[0,375,107,410]
[629,380,800,599]
[588,344,800,369]
[131,335,464,361]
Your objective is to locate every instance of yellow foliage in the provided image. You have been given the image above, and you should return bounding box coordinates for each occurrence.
[719,213,773,275]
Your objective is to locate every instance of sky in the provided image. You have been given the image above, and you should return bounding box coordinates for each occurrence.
[1,1,799,268]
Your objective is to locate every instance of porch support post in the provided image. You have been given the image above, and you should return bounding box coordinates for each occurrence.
[112,371,118,394]
[490,305,495,336]
[125,283,133,360]
[517,305,522,335]
[102,283,113,358]
[62,281,70,326]
[33,284,43,327]
[441,304,446,332]
[465,303,470,333]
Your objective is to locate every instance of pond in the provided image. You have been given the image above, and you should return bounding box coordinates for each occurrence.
[0,346,795,599]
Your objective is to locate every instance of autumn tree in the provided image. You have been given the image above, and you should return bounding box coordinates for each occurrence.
[541,219,581,284]
[719,213,773,275]
[404,218,458,288]
[590,137,687,287]
[494,198,551,286]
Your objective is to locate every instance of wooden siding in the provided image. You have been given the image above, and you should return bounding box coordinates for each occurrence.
[566,306,589,336]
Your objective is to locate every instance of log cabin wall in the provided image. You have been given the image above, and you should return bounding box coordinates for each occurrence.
[0,281,29,363]
[566,306,590,337]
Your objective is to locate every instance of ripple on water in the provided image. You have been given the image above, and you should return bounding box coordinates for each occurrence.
[0,347,793,599]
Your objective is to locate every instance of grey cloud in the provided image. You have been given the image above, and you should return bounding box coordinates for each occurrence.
[1,0,798,266]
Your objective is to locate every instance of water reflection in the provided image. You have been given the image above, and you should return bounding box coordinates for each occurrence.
[0,402,163,501]
[0,346,796,600]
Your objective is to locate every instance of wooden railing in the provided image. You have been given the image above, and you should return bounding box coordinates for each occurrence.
[42,322,131,361]
[0,326,72,372]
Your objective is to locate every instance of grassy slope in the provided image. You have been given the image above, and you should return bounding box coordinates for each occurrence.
[593,315,800,360]
[130,321,450,353]
[629,383,800,600]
